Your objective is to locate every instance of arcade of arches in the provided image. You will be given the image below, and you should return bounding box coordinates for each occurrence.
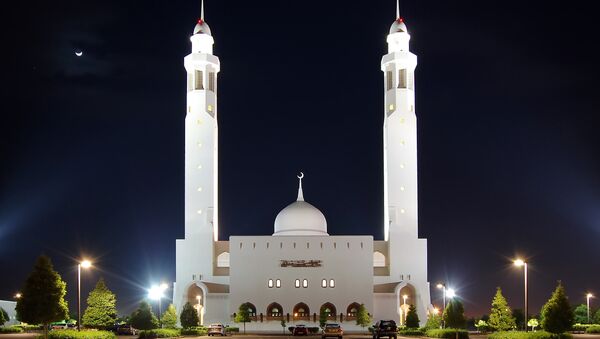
[232,302,368,323]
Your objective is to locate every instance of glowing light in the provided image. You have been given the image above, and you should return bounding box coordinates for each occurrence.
[207,104,213,112]
[588,293,594,298]
[80,260,92,269]
[514,259,525,267]
[389,104,395,111]
[446,289,456,298]
[436,283,444,289]
[433,307,439,315]
[14,293,22,299]
[148,284,169,300]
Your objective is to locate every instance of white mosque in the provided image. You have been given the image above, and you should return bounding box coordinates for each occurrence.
[172,2,432,331]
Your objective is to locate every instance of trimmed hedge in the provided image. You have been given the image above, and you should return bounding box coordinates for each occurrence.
[15,324,43,332]
[488,331,573,339]
[587,326,600,334]
[398,328,425,336]
[46,330,116,339]
[225,327,239,333]
[426,328,469,339]
[138,329,181,338]
[0,326,24,334]
[180,327,207,336]
[572,324,591,332]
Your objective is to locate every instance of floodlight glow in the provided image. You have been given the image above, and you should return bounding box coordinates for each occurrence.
[148,285,164,300]
[433,307,439,315]
[80,260,92,268]
[587,293,593,298]
[446,288,456,298]
[436,283,444,289]
[14,293,22,299]
[514,259,525,267]
[160,283,169,290]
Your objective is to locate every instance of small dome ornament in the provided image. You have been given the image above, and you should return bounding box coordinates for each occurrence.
[389,0,408,34]
[273,172,328,236]
[193,0,212,36]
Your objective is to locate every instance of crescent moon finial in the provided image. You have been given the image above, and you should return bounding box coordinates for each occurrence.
[297,172,304,180]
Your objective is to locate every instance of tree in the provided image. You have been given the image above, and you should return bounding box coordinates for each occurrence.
[161,304,177,329]
[130,301,158,330]
[82,278,117,329]
[475,320,489,333]
[405,304,420,328]
[573,304,589,324]
[234,303,252,334]
[424,312,442,330]
[179,302,199,329]
[513,309,525,330]
[319,307,328,328]
[281,319,287,334]
[595,309,600,324]
[488,287,516,331]
[528,318,539,331]
[0,307,7,326]
[356,304,371,328]
[443,299,466,329]
[16,255,69,339]
[541,281,574,334]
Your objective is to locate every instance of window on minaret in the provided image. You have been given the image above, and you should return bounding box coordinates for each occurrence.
[208,72,215,92]
[187,73,193,92]
[398,69,407,89]
[195,70,204,90]
[386,71,393,90]
[408,71,414,90]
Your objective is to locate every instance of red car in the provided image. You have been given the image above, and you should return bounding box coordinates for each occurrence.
[293,325,309,336]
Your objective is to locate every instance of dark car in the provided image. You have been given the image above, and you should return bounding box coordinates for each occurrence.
[372,320,397,339]
[115,324,138,336]
[322,323,343,339]
[293,324,309,336]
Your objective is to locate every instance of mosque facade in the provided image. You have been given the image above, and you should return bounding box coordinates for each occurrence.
[172,4,432,331]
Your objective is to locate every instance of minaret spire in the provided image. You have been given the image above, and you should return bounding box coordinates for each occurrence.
[297,172,305,201]
[201,0,205,21]
[396,0,400,19]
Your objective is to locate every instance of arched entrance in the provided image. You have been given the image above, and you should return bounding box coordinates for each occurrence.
[266,302,283,320]
[320,302,337,321]
[397,284,416,326]
[293,303,310,321]
[242,302,257,321]
[187,284,205,325]
[346,302,361,321]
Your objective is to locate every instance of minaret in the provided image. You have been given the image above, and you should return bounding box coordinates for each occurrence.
[382,2,418,241]
[184,3,220,242]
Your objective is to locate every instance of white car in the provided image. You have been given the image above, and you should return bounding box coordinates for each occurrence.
[208,323,226,336]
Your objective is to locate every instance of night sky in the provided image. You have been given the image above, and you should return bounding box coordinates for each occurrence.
[1,0,599,318]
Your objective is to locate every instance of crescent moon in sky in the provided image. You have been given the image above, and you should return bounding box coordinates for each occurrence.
[297,172,304,179]
[75,51,83,57]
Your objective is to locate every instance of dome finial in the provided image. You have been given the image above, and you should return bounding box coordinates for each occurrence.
[396,0,400,19]
[297,172,304,201]
[201,0,205,21]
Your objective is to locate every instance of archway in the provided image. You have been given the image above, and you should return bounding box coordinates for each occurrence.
[217,252,230,267]
[397,284,416,326]
[243,302,257,321]
[266,302,283,320]
[187,284,205,325]
[320,302,337,320]
[293,302,310,321]
[373,251,386,267]
[346,303,361,320]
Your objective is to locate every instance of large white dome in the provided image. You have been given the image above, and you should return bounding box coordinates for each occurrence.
[273,174,328,236]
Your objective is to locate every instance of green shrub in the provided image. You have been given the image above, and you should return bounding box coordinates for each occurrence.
[308,327,320,334]
[586,325,600,334]
[138,328,181,338]
[15,324,43,331]
[425,328,469,339]
[225,326,239,333]
[0,326,24,334]
[572,324,590,332]
[398,328,425,336]
[180,326,206,336]
[45,329,116,339]
[488,331,573,339]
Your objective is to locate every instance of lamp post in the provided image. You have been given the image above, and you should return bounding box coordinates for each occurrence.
[587,293,594,324]
[78,260,92,331]
[514,259,528,331]
[196,295,203,325]
[149,283,169,328]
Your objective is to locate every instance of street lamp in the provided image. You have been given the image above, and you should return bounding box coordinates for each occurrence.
[149,283,169,327]
[587,293,594,324]
[78,260,92,331]
[514,259,528,331]
[14,293,22,299]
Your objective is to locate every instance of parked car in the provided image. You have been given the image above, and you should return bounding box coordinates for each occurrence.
[208,323,226,336]
[372,320,397,339]
[293,324,309,336]
[115,324,138,335]
[322,323,343,339]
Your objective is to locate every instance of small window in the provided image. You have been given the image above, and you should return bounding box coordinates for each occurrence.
[329,279,335,288]
[195,70,204,90]
[276,279,281,288]
[307,242,310,249]
[386,70,393,90]
[187,73,193,92]
[268,279,274,288]
[253,242,256,249]
[295,279,300,288]
[347,242,350,249]
[266,242,270,248]
[321,279,327,288]
[334,242,337,249]
[208,72,215,91]
[320,242,323,249]
[398,69,407,88]
[303,279,308,288]
[293,242,296,248]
